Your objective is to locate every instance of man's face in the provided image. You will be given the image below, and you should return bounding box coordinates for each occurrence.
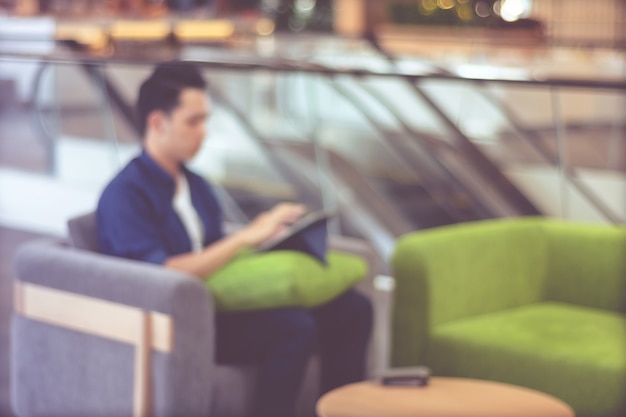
[160,88,211,163]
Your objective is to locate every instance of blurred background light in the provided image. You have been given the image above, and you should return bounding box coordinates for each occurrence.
[175,20,235,41]
[493,0,501,16]
[437,0,456,11]
[456,3,473,21]
[500,0,531,22]
[255,18,276,36]
[475,1,491,18]
[419,0,438,15]
[295,0,316,13]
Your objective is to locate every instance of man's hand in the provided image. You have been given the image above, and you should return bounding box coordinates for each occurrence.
[237,203,306,247]
[165,203,306,278]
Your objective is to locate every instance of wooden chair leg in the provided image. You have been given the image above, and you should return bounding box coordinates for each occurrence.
[134,311,152,417]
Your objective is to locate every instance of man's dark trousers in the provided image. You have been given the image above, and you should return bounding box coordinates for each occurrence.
[215,289,373,417]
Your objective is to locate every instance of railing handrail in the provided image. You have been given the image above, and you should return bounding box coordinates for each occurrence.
[1,46,626,91]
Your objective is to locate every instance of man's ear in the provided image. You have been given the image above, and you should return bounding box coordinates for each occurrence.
[147,110,167,134]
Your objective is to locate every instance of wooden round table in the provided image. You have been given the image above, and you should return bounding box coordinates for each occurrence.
[316,377,575,417]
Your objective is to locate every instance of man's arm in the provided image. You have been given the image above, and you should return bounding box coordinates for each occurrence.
[164,203,305,279]
[164,231,247,278]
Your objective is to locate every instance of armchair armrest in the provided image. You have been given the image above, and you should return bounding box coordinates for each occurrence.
[12,239,215,417]
[15,239,211,313]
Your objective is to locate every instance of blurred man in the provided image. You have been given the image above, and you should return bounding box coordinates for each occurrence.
[97,62,372,417]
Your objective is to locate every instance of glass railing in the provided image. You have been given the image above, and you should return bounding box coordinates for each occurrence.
[1,32,625,259]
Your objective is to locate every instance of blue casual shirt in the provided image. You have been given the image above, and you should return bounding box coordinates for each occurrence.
[97,150,224,265]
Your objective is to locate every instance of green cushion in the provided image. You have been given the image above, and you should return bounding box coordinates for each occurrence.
[205,250,367,311]
[429,302,626,417]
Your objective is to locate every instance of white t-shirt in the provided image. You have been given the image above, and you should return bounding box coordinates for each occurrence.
[173,175,204,252]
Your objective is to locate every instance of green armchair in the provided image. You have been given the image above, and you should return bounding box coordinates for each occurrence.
[391,218,626,417]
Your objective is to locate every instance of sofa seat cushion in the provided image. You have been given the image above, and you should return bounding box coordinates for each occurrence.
[429,302,626,417]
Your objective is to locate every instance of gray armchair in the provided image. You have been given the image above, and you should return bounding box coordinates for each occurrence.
[11,213,392,417]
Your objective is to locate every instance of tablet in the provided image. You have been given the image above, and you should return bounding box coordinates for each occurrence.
[256,210,335,264]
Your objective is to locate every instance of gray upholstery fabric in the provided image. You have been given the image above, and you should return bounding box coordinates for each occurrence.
[12,316,137,417]
[12,239,215,417]
[209,365,257,417]
[11,214,391,417]
[67,212,99,252]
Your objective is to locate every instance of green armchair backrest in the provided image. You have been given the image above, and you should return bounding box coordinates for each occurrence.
[542,221,626,311]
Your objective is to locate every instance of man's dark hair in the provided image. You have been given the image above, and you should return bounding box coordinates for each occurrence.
[136,61,207,137]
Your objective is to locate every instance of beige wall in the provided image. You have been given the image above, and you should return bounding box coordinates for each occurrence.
[375,0,625,47]
[530,0,625,45]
